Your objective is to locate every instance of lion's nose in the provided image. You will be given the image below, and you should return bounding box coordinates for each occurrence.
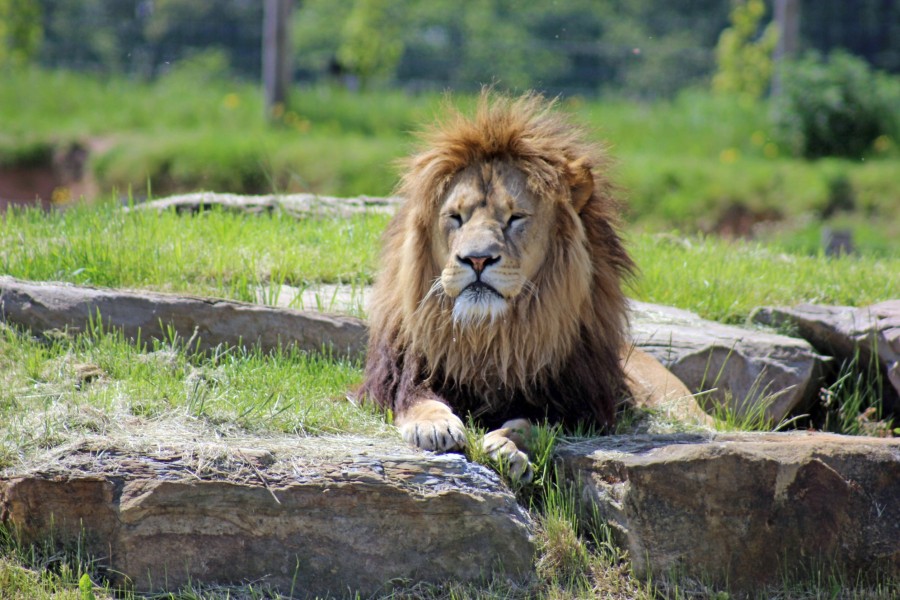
[458,254,500,275]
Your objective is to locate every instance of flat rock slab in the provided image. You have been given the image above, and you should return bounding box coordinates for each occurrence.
[0,276,367,358]
[1,435,533,597]
[127,192,403,219]
[557,432,900,591]
[752,301,900,412]
[254,282,369,313]
[630,301,826,422]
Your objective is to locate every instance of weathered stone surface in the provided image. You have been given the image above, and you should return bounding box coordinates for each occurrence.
[0,278,834,422]
[557,432,900,591]
[752,301,900,412]
[1,435,534,597]
[0,276,367,358]
[630,301,826,422]
[127,192,403,219]
[254,282,369,313]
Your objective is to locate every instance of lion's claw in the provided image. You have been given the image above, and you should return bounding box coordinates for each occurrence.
[400,416,466,452]
[483,428,533,482]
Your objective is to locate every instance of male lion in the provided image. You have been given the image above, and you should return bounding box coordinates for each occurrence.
[362,92,708,479]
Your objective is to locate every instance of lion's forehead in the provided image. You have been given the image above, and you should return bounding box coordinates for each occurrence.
[443,161,534,216]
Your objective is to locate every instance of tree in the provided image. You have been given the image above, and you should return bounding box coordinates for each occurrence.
[336,0,404,89]
[144,0,262,77]
[712,0,779,99]
[0,0,42,66]
[292,0,353,78]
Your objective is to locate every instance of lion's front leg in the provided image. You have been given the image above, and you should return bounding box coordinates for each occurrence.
[395,399,467,452]
[483,418,533,482]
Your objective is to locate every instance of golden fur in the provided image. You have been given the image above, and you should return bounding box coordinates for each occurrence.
[361,91,707,465]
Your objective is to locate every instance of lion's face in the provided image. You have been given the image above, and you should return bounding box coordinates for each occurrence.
[431,161,556,326]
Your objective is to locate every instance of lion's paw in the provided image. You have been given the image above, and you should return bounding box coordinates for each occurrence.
[483,429,533,482]
[397,400,467,452]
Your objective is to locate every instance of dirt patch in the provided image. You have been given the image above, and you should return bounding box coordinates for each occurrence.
[710,202,783,238]
[0,142,96,211]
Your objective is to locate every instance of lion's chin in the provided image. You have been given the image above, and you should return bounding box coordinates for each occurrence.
[451,285,509,327]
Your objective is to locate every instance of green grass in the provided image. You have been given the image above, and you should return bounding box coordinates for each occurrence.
[0,200,389,301]
[2,67,898,251]
[3,201,897,325]
[0,319,388,471]
[628,233,900,324]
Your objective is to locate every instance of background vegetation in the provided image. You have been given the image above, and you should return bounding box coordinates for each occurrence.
[7,0,900,95]
[2,1,898,253]
[2,65,897,254]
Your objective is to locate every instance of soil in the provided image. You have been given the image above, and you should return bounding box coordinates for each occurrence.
[0,142,96,211]
[710,202,783,238]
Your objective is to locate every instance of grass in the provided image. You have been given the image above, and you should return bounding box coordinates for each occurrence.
[2,201,897,324]
[628,233,900,324]
[816,349,898,437]
[2,67,898,252]
[0,319,389,471]
[0,200,389,302]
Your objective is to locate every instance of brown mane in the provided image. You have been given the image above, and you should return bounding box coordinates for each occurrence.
[362,91,635,430]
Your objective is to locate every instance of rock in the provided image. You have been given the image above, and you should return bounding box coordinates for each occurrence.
[630,301,826,423]
[752,301,900,413]
[0,435,534,597]
[0,276,367,358]
[556,432,900,591]
[254,282,370,313]
[127,192,403,219]
[0,278,833,422]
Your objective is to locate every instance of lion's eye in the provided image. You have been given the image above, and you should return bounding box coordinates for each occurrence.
[506,214,526,227]
[448,213,463,226]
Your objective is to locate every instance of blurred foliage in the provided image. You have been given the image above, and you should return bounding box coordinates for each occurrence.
[713,0,778,99]
[4,65,898,251]
[336,0,404,89]
[143,0,262,77]
[799,0,900,74]
[773,51,900,158]
[12,0,900,100]
[294,0,728,96]
[0,0,42,67]
[158,47,232,85]
[35,0,260,77]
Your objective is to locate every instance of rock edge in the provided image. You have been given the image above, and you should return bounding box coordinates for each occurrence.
[557,431,900,590]
[1,435,534,597]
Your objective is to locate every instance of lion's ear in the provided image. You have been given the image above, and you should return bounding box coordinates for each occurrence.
[568,157,594,213]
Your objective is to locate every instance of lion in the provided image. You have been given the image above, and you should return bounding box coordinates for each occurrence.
[362,91,710,479]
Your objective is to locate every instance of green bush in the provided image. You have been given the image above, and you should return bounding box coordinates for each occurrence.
[712,0,778,100]
[774,51,900,158]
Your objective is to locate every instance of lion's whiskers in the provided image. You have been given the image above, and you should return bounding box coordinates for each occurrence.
[521,279,539,301]
[416,277,446,313]
[425,277,445,299]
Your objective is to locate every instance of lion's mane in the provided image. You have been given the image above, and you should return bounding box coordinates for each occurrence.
[362,92,635,429]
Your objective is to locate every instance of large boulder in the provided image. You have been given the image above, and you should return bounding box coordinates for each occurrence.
[1,435,534,597]
[556,432,900,591]
[630,301,826,422]
[0,276,367,358]
[752,301,900,413]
